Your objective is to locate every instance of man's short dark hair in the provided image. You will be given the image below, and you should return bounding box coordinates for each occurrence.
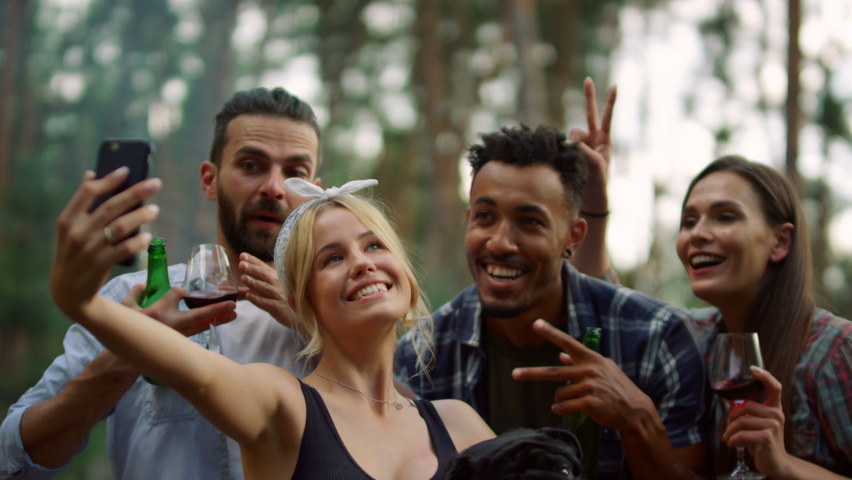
[467,125,589,214]
[209,87,322,166]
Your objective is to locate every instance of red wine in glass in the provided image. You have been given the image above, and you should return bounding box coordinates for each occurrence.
[183,290,238,309]
[182,244,237,355]
[713,377,766,406]
[711,333,766,479]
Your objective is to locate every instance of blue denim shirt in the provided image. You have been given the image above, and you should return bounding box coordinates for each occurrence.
[0,265,305,480]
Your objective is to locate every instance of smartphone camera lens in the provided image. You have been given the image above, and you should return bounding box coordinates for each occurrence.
[108,142,120,151]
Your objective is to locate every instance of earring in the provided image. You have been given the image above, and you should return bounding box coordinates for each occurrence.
[564,248,573,258]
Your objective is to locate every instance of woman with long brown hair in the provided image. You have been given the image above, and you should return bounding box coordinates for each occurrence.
[677,156,852,479]
[584,155,852,478]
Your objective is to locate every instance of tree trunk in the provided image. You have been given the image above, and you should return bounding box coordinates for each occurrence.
[0,0,26,192]
[173,0,238,256]
[785,0,802,196]
[415,0,470,301]
[508,0,548,126]
[542,0,579,127]
[314,0,370,179]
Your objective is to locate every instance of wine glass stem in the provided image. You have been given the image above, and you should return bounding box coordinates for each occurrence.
[736,444,747,476]
[208,323,221,354]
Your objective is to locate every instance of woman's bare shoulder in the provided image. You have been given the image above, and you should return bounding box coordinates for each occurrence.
[431,399,495,451]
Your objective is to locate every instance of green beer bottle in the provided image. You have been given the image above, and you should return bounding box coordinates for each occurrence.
[564,327,603,479]
[138,237,170,308]
[138,237,170,385]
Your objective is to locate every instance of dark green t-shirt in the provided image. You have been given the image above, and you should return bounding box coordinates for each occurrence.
[484,322,566,434]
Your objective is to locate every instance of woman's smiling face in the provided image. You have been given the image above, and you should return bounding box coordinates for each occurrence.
[676,170,788,310]
[306,206,411,333]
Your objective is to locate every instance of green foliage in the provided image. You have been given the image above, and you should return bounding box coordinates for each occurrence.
[698,4,737,83]
[816,89,851,141]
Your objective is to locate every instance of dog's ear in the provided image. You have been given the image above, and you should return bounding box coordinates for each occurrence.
[439,455,475,480]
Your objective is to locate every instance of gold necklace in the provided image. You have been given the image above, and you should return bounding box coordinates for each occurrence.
[313,372,404,410]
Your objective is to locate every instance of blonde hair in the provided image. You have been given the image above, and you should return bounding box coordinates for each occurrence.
[281,195,434,377]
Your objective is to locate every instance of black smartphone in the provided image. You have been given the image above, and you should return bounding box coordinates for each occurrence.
[90,139,153,266]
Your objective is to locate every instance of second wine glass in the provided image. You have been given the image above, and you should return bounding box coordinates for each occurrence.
[711,332,766,480]
[181,244,238,354]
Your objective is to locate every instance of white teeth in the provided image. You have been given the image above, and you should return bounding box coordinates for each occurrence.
[691,254,724,268]
[351,283,388,301]
[486,265,522,279]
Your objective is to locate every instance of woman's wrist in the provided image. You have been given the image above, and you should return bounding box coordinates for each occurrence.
[75,294,105,325]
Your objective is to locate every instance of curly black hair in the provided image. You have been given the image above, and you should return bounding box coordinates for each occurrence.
[467,125,589,213]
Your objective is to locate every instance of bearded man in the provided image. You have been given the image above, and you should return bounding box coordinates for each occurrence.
[0,87,321,480]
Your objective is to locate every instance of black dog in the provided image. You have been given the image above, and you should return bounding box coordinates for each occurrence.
[440,427,583,479]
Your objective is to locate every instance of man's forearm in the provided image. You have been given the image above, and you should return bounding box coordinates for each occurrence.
[571,184,611,278]
[620,410,707,480]
[571,213,611,278]
[19,350,137,469]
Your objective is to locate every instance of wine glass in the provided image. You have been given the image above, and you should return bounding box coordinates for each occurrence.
[181,244,238,354]
[711,332,766,480]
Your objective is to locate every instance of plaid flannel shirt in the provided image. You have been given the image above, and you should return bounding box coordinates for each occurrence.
[689,308,852,475]
[395,262,710,480]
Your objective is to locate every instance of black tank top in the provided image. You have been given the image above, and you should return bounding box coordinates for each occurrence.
[291,380,457,480]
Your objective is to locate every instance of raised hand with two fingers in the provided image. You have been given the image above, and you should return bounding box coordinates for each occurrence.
[512,319,710,479]
[512,319,656,433]
[568,78,617,278]
[570,77,617,214]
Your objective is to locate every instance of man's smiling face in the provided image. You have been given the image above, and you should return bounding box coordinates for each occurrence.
[465,161,574,319]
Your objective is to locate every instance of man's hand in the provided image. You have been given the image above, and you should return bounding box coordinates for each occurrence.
[570,77,617,213]
[512,319,656,434]
[120,284,237,337]
[51,169,161,318]
[514,320,708,479]
[239,252,297,329]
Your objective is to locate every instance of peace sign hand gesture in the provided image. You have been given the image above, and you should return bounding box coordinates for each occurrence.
[570,77,617,215]
[512,319,655,435]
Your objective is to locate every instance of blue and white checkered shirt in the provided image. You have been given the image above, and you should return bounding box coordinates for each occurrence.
[1,265,305,480]
[395,261,711,480]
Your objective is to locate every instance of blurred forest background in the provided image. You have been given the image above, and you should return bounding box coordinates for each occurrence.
[1,0,852,477]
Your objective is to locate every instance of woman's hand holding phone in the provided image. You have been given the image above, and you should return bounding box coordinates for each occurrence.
[90,140,152,265]
[51,168,162,320]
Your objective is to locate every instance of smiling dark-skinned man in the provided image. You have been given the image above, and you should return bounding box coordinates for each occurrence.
[396,79,712,480]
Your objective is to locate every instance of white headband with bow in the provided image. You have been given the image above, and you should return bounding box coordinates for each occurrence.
[273,178,378,291]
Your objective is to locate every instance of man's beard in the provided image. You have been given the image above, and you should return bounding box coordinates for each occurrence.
[481,301,530,319]
[217,184,287,262]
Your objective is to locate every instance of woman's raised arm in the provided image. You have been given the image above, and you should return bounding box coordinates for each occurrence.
[50,171,303,447]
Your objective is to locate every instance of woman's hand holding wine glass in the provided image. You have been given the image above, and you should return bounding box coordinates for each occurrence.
[182,244,238,354]
[723,366,793,480]
[711,332,767,480]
